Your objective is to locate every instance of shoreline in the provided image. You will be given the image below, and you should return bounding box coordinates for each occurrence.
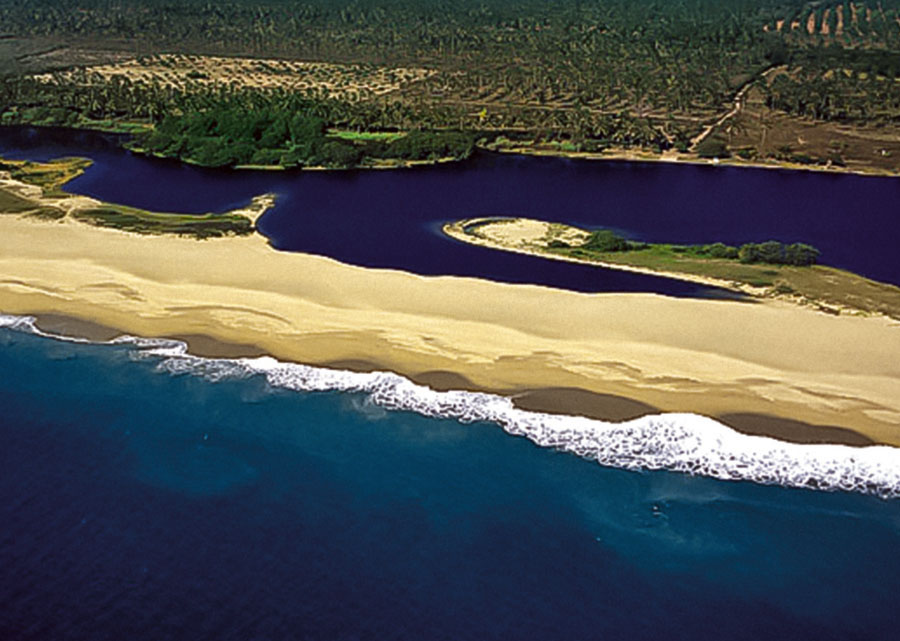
[443,218,751,295]
[4,122,899,179]
[22,312,877,448]
[443,217,900,320]
[487,143,900,179]
[1,211,898,448]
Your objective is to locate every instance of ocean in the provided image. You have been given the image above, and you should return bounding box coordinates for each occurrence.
[2,317,900,640]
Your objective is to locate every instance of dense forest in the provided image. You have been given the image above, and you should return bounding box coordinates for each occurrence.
[136,104,475,168]
[1,0,899,168]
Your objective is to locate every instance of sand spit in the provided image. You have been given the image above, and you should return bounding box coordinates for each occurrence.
[1,213,899,446]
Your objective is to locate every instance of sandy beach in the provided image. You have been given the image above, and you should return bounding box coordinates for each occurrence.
[2,213,900,446]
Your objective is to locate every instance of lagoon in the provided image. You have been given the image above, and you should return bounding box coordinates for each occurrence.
[3,126,899,293]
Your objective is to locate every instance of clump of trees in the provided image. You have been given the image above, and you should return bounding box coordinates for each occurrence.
[738,241,820,266]
[696,136,731,159]
[696,242,740,259]
[584,229,631,251]
[130,105,476,168]
[578,230,819,266]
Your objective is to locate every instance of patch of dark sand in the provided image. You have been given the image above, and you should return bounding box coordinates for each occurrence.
[324,359,384,373]
[173,334,268,359]
[29,323,872,449]
[410,370,475,392]
[719,412,875,447]
[511,386,659,422]
[33,313,122,342]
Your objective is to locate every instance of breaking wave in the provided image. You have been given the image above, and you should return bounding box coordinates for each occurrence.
[4,312,900,499]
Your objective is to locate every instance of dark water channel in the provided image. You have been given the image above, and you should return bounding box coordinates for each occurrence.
[2,126,898,293]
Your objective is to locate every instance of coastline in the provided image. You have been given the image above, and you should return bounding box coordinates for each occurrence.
[26,313,875,447]
[2,212,899,448]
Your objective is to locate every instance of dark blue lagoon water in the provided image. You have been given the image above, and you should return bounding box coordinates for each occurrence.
[2,323,900,640]
[2,126,899,292]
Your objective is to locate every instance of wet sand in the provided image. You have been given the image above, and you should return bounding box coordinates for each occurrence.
[2,213,900,446]
[23,316,879,447]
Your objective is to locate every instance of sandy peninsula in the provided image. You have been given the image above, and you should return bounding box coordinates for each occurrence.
[2,206,900,447]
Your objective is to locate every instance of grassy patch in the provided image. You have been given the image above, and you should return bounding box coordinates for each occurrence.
[0,157,93,194]
[24,206,66,220]
[774,266,900,320]
[551,244,784,287]
[328,129,404,143]
[0,189,41,214]
[72,205,253,239]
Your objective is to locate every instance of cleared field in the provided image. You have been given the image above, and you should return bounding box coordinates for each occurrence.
[33,54,436,102]
[720,84,900,175]
[0,37,130,76]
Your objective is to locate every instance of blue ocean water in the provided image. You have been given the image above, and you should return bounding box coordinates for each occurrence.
[2,126,900,291]
[2,326,900,640]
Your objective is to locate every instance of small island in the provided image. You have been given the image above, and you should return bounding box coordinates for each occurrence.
[444,217,900,320]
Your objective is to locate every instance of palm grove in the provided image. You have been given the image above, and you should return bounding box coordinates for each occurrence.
[1,0,899,168]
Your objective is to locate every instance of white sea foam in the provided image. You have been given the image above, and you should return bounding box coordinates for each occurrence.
[3,312,900,498]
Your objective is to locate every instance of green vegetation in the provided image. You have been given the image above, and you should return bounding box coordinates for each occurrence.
[578,229,821,266]
[0,0,860,152]
[451,217,900,318]
[0,156,93,194]
[0,189,63,220]
[2,0,900,170]
[329,130,404,143]
[737,240,820,266]
[696,137,731,159]
[128,104,475,168]
[555,243,786,288]
[0,189,40,214]
[71,205,254,239]
[1,154,259,237]
[583,229,630,252]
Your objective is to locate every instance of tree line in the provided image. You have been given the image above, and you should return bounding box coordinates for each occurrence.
[582,229,820,266]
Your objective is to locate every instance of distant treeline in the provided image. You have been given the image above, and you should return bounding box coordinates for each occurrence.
[2,0,899,150]
[0,0,825,138]
[580,230,820,266]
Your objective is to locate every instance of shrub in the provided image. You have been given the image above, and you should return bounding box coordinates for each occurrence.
[696,136,730,159]
[783,243,820,266]
[702,242,740,259]
[584,229,629,251]
[314,140,362,168]
[739,241,820,266]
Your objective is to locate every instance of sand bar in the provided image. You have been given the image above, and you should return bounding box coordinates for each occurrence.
[1,214,900,446]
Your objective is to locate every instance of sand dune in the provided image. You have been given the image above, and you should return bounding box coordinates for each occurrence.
[1,214,899,445]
